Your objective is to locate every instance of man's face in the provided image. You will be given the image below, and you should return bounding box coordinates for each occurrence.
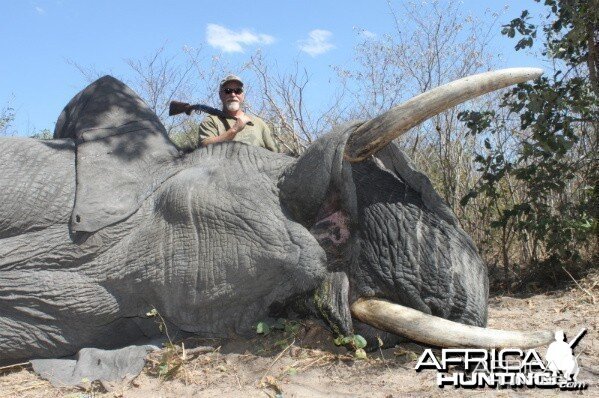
[220,82,244,112]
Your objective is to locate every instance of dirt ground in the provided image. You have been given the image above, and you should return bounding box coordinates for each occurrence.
[1,272,597,398]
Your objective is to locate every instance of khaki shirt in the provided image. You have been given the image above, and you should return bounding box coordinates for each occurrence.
[185,114,278,152]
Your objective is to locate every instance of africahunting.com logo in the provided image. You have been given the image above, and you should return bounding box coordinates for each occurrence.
[414,328,588,390]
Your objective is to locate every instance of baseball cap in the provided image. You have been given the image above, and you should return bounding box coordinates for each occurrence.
[220,75,244,88]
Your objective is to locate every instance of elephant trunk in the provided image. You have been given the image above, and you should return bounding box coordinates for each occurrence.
[351,298,553,349]
[344,68,543,162]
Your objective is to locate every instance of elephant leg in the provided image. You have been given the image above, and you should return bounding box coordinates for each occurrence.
[0,270,141,364]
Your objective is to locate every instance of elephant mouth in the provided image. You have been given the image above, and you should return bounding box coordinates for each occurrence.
[350,298,553,349]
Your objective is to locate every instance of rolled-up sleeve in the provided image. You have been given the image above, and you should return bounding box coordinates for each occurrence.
[198,117,220,144]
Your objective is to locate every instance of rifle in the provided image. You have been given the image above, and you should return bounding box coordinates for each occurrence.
[168,101,253,126]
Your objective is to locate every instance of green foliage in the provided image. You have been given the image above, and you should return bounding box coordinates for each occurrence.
[154,342,184,380]
[169,122,201,150]
[255,319,303,355]
[256,318,301,337]
[502,0,599,71]
[333,334,367,349]
[460,0,598,270]
[256,321,271,335]
[333,334,368,359]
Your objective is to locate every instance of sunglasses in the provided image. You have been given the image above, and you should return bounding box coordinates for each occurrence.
[222,87,244,95]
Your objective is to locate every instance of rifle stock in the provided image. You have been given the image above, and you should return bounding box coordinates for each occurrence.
[168,101,254,125]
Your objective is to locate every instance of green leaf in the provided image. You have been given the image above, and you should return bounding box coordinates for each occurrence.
[256,322,271,335]
[158,363,169,376]
[355,348,368,360]
[352,335,367,349]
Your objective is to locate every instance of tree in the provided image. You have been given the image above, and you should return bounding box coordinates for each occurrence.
[335,0,504,224]
[30,128,53,140]
[68,44,216,136]
[246,51,347,155]
[124,45,197,134]
[0,102,15,136]
[460,0,598,280]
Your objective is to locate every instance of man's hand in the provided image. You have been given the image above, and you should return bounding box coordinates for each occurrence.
[200,114,252,146]
[231,114,252,134]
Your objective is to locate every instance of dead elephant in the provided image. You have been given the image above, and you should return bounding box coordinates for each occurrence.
[0,68,553,367]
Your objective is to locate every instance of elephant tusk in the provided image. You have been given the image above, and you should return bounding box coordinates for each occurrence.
[350,298,553,349]
[344,67,543,162]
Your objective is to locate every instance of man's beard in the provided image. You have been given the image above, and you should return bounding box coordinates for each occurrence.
[226,101,240,112]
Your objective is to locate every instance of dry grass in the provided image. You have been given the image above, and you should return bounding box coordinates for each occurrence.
[1,271,597,397]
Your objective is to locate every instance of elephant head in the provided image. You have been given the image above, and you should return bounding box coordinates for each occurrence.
[0,69,552,366]
[278,68,553,349]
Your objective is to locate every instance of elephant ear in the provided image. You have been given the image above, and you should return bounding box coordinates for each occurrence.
[54,75,181,233]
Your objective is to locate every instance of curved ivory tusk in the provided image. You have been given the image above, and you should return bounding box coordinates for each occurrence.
[351,298,553,349]
[345,67,543,162]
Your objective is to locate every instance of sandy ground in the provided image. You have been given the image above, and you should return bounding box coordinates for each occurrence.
[1,272,597,398]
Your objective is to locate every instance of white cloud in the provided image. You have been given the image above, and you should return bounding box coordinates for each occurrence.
[206,24,275,53]
[298,29,335,57]
[35,6,45,14]
[360,30,377,39]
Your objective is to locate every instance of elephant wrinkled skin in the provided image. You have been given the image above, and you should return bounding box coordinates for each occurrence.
[0,70,551,366]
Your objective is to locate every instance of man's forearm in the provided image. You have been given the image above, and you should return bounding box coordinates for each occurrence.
[201,129,238,146]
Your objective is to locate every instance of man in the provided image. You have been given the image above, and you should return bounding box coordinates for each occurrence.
[188,75,278,152]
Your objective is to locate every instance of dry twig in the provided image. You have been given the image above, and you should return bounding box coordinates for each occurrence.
[260,339,295,382]
[562,267,596,304]
[0,362,30,374]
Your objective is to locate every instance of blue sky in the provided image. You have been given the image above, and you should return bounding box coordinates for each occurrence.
[0,0,547,136]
